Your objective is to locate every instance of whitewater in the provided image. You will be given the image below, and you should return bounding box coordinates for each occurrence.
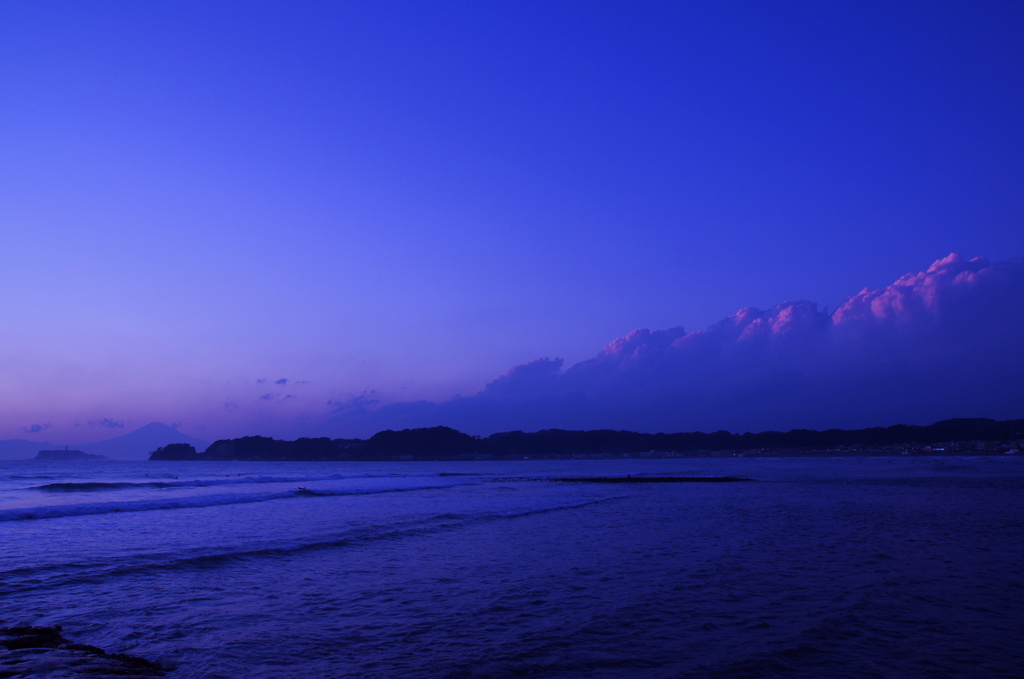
[1,456,1022,678]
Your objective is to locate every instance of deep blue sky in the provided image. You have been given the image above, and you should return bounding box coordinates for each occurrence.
[2,1,1023,441]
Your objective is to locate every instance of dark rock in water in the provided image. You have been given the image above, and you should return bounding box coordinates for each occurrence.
[0,624,65,649]
[34,450,108,461]
[0,625,164,677]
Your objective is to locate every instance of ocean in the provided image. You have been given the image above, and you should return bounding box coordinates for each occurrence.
[1,456,1022,678]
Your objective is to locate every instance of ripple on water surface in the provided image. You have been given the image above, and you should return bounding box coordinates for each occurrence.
[0,457,1022,678]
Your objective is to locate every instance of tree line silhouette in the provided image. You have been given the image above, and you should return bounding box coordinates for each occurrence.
[149,418,1024,461]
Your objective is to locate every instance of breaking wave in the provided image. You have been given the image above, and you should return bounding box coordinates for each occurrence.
[0,495,624,596]
[29,472,412,493]
[2,481,483,522]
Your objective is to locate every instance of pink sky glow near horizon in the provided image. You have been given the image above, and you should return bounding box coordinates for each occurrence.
[2,2,1023,444]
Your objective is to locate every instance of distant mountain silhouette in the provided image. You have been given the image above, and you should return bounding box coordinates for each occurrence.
[75,423,210,460]
[0,424,206,460]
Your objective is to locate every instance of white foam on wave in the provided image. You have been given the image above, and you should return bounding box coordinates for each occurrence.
[0,493,627,597]
[1,480,483,522]
[27,472,415,493]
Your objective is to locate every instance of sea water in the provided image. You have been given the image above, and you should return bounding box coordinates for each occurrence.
[1,456,1022,678]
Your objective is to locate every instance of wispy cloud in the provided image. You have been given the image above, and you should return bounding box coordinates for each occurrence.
[22,423,50,434]
[328,391,381,418]
[88,418,124,429]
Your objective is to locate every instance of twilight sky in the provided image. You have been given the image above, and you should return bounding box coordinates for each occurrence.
[2,1,1023,443]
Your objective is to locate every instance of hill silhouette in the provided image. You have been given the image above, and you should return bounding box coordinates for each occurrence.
[75,423,210,460]
[148,419,1024,461]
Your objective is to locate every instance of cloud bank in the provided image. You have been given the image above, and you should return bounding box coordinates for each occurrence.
[334,254,1024,434]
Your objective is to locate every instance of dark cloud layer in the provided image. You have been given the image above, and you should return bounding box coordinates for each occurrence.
[88,418,125,429]
[336,254,1024,434]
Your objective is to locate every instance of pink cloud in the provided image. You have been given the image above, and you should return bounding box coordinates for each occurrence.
[828,253,1021,331]
[339,254,1024,435]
